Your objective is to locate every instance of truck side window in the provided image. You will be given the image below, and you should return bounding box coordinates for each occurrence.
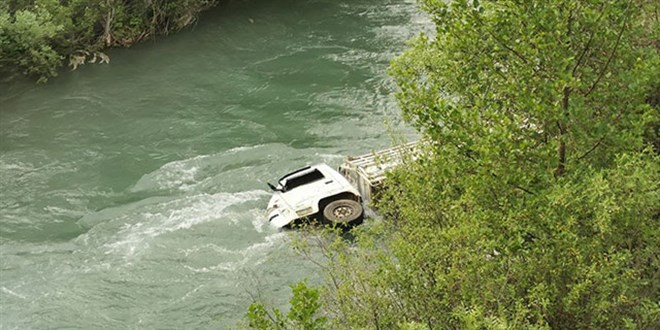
[283,170,325,192]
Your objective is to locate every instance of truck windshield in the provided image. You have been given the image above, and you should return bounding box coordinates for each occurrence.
[282,169,325,192]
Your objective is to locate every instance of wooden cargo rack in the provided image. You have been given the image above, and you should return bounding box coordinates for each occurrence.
[339,141,418,203]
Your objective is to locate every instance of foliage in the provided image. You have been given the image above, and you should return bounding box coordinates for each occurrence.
[251,0,659,329]
[0,8,63,80]
[0,0,219,81]
[245,280,328,330]
[311,0,659,328]
[362,149,659,329]
[392,0,657,180]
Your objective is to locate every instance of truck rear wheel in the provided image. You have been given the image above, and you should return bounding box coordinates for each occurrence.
[323,199,363,226]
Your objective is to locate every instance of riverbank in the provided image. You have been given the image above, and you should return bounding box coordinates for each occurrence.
[0,0,220,82]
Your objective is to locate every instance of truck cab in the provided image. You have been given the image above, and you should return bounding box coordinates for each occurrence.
[266,164,363,229]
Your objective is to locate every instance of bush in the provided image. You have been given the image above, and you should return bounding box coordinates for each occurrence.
[0,8,63,80]
[244,280,328,330]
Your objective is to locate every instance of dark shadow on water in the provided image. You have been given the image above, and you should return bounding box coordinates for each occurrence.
[0,220,88,244]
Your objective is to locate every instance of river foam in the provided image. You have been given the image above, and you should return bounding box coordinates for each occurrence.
[76,190,269,258]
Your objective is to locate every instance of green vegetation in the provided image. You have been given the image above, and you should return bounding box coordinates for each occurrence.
[245,281,327,330]
[245,0,659,329]
[0,0,219,82]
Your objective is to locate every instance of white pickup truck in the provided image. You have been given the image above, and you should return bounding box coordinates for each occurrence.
[266,142,417,229]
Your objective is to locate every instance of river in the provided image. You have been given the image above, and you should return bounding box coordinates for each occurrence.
[0,0,427,328]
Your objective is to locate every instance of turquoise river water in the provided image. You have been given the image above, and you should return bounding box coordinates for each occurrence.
[0,0,428,328]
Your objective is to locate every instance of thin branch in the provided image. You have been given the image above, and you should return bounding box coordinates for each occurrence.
[576,137,605,161]
[584,0,632,97]
[467,6,543,70]
[572,7,605,77]
[481,25,530,65]
[489,171,536,195]
[510,183,536,195]
[576,104,627,161]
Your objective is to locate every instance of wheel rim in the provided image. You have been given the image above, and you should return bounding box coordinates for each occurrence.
[333,206,353,219]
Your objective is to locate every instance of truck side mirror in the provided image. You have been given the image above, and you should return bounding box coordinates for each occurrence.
[267,182,278,191]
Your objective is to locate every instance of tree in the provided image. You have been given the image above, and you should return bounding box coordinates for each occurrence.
[391,0,657,183]
[304,1,659,329]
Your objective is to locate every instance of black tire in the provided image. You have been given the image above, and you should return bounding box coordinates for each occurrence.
[322,199,363,226]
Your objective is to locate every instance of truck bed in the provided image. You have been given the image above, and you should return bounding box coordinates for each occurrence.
[339,141,418,203]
